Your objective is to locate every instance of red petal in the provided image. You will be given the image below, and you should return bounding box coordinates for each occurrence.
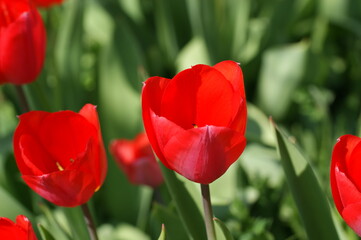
[0,6,45,84]
[13,111,50,174]
[214,61,247,133]
[213,60,245,99]
[342,203,361,236]
[19,134,57,175]
[334,166,361,208]
[38,111,97,171]
[78,104,99,131]
[23,140,99,207]
[152,115,246,183]
[15,215,37,240]
[331,135,361,213]
[142,77,171,165]
[161,65,235,129]
[79,103,107,185]
[131,156,163,187]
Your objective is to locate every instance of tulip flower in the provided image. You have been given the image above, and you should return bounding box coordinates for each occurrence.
[0,0,46,85]
[31,0,63,7]
[0,215,37,240]
[13,104,107,207]
[110,133,164,188]
[331,134,361,236]
[141,60,247,184]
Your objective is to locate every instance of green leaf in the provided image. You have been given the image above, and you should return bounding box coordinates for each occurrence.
[157,224,166,240]
[257,42,309,119]
[54,0,86,110]
[176,37,210,72]
[37,204,72,240]
[62,206,91,240]
[160,165,207,240]
[214,218,234,240]
[0,187,32,220]
[98,223,150,240]
[152,203,188,240]
[272,121,340,240]
[38,224,56,240]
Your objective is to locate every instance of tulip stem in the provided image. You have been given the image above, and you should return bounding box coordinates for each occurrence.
[201,184,216,240]
[81,203,99,240]
[15,85,31,113]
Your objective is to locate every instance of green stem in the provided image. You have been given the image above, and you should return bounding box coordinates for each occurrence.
[201,184,216,240]
[80,203,99,240]
[15,85,30,113]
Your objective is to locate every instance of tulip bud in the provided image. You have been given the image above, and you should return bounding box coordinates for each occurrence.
[110,133,164,188]
[0,0,46,85]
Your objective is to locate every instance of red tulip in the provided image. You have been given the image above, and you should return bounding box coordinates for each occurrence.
[13,104,107,207]
[0,0,46,85]
[331,134,361,236]
[31,0,63,7]
[110,133,164,188]
[142,60,247,184]
[0,215,37,240]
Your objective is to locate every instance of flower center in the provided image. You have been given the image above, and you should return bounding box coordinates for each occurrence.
[56,162,64,171]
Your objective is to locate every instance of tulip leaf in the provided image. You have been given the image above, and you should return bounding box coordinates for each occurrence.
[97,223,150,240]
[160,165,207,240]
[62,206,91,240]
[272,121,340,240]
[38,224,56,240]
[0,187,32,220]
[257,42,308,119]
[214,218,234,240]
[151,203,188,240]
[157,224,166,240]
[176,37,210,72]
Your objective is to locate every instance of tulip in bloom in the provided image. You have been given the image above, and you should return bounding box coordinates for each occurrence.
[31,0,63,8]
[110,133,164,188]
[0,215,37,239]
[0,0,46,85]
[331,134,361,236]
[142,60,247,184]
[13,104,107,207]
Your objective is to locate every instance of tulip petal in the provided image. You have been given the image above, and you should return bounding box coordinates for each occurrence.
[152,116,245,183]
[0,8,45,84]
[22,169,96,207]
[142,77,172,166]
[331,135,361,213]
[19,134,57,175]
[342,203,361,237]
[22,139,98,207]
[14,111,50,174]
[334,166,361,208]
[38,111,97,170]
[213,60,245,98]
[15,215,37,240]
[79,103,107,185]
[161,64,236,129]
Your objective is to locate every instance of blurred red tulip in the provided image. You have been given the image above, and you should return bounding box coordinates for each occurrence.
[331,134,361,236]
[0,215,37,240]
[31,0,63,7]
[0,0,46,85]
[110,133,164,188]
[13,104,107,207]
[142,60,247,184]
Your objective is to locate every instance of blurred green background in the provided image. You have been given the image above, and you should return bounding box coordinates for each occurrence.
[1,0,361,239]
